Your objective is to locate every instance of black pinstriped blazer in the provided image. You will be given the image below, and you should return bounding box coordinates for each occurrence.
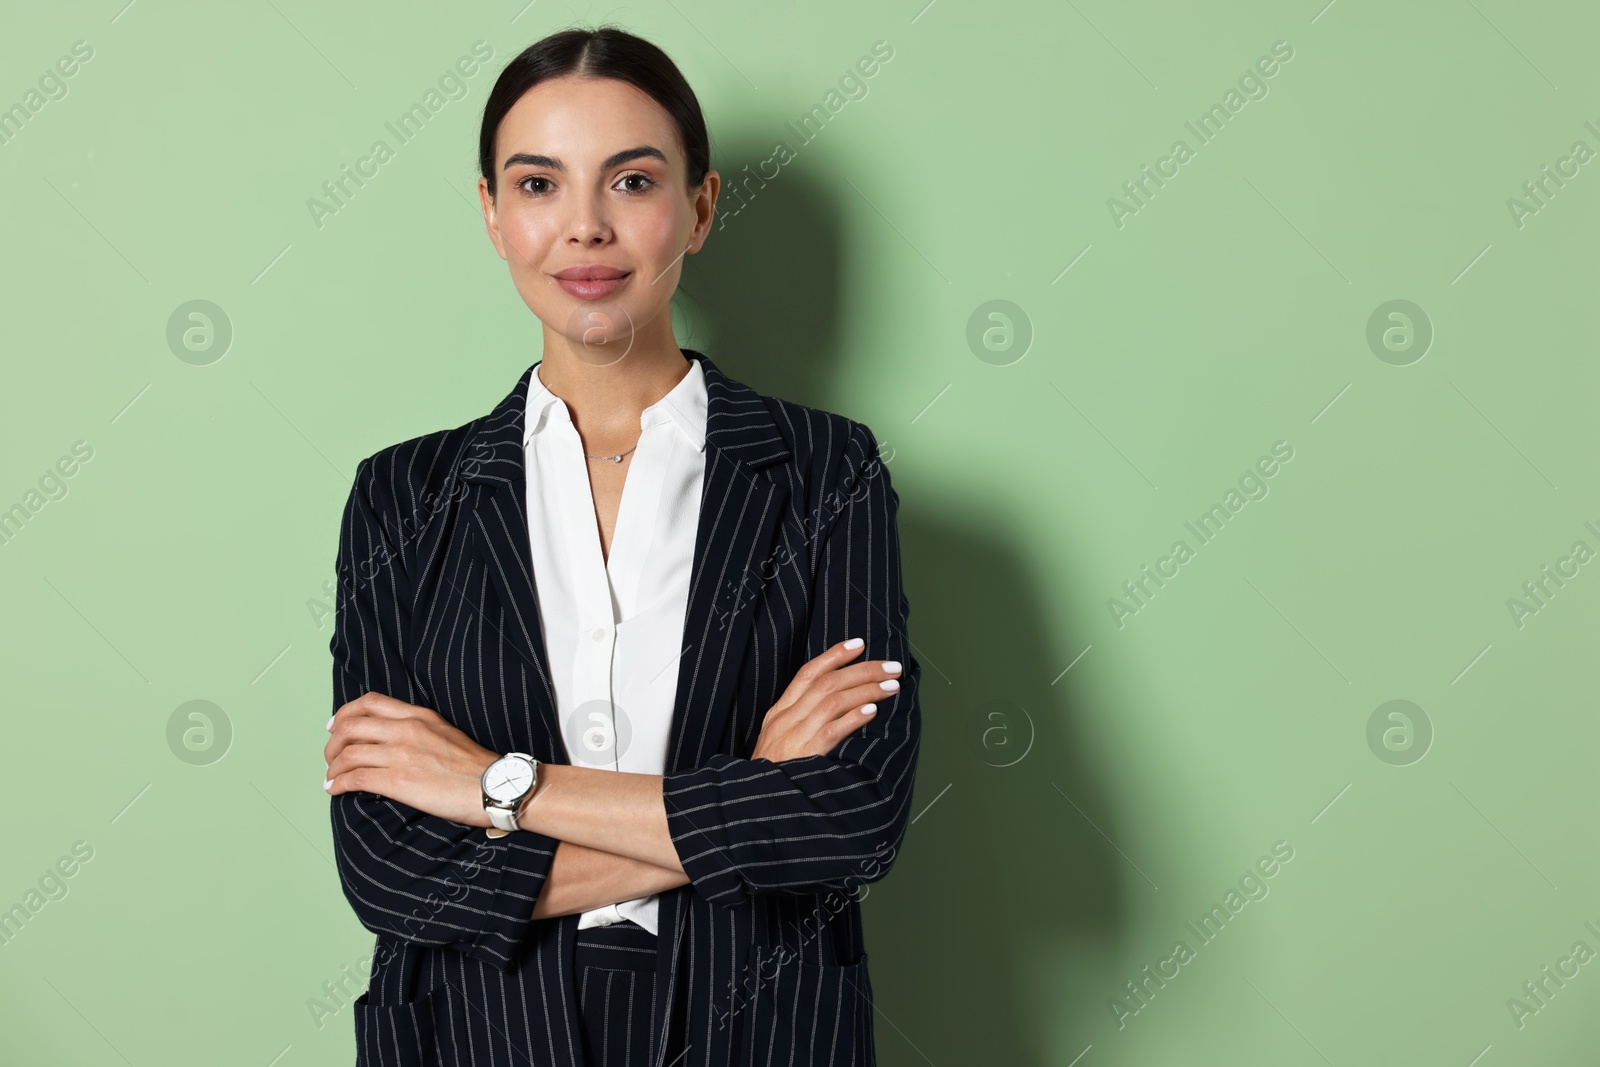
[329,350,921,1067]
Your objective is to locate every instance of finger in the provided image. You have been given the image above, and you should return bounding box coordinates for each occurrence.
[802,690,882,757]
[814,658,903,694]
[325,764,390,797]
[332,691,427,730]
[769,640,870,716]
[328,694,435,757]
[814,699,880,753]
[325,712,409,765]
[326,737,397,783]
[786,660,901,722]
[807,678,900,732]
[794,639,868,687]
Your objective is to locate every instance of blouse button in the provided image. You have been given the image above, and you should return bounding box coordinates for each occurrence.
[591,626,608,642]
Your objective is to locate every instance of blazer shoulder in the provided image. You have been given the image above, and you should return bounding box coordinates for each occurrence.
[759,394,882,481]
[349,414,482,512]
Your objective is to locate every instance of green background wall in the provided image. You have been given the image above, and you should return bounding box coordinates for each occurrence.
[2,0,1596,1063]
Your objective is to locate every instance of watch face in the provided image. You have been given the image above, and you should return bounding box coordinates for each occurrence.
[483,757,534,802]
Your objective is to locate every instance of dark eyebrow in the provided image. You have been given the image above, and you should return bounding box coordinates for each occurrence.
[502,145,668,173]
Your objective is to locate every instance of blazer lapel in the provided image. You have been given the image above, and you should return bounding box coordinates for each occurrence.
[664,351,791,773]
[455,350,792,769]
[455,366,568,759]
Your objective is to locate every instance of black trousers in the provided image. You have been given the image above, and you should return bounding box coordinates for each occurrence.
[573,920,664,1067]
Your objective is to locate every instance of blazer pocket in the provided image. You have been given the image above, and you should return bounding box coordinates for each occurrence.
[738,951,874,1067]
[352,983,448,1067]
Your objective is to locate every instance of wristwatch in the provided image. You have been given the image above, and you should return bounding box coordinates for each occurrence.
[481,752,539,838]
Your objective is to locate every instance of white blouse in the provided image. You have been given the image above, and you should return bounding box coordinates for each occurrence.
[522,355,708,934]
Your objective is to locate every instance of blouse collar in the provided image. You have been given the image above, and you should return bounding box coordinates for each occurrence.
[524,353,708,453]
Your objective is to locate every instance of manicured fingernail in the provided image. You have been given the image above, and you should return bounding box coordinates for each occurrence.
[861,703,876,715]
[879,679,899,692]
[882,661,901,673]
[323,779,333,791]
[326,716,335,731]
[844,638,863,649]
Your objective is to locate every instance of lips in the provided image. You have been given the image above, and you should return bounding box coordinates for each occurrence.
[554,265,630,281]
[553,265,632,301]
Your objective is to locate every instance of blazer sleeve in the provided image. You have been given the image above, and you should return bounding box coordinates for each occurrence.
[328,450,561,972]
[661,420,922,907]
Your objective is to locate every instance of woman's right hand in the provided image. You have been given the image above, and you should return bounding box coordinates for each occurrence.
[750,639,902,763]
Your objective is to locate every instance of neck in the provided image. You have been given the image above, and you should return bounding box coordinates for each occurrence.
[536,329,692,444]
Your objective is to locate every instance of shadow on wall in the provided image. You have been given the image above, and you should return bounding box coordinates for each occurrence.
[675,140,1131,1067]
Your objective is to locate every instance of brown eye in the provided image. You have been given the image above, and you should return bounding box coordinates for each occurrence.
[517,175,553,196]
[616,172,656,195]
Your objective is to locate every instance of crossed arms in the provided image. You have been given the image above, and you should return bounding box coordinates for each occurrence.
[326,421,920,971]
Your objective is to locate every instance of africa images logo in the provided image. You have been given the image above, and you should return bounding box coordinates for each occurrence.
[1109,840,1295,1029]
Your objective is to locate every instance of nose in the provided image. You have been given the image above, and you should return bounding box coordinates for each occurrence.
[565,191,612,245]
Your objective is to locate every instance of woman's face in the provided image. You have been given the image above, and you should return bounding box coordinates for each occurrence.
[480,75,718,357]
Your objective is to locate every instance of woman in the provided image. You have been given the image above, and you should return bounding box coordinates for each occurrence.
[323,25,920,1067]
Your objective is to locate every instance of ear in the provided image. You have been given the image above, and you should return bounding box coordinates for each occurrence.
[687,170,721,254]
[479,177,509,262]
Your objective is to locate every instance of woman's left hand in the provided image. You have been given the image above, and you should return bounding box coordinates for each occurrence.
[324,692,497,827]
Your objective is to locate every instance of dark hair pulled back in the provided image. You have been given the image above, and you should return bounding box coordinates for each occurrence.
[478,26,711,199]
